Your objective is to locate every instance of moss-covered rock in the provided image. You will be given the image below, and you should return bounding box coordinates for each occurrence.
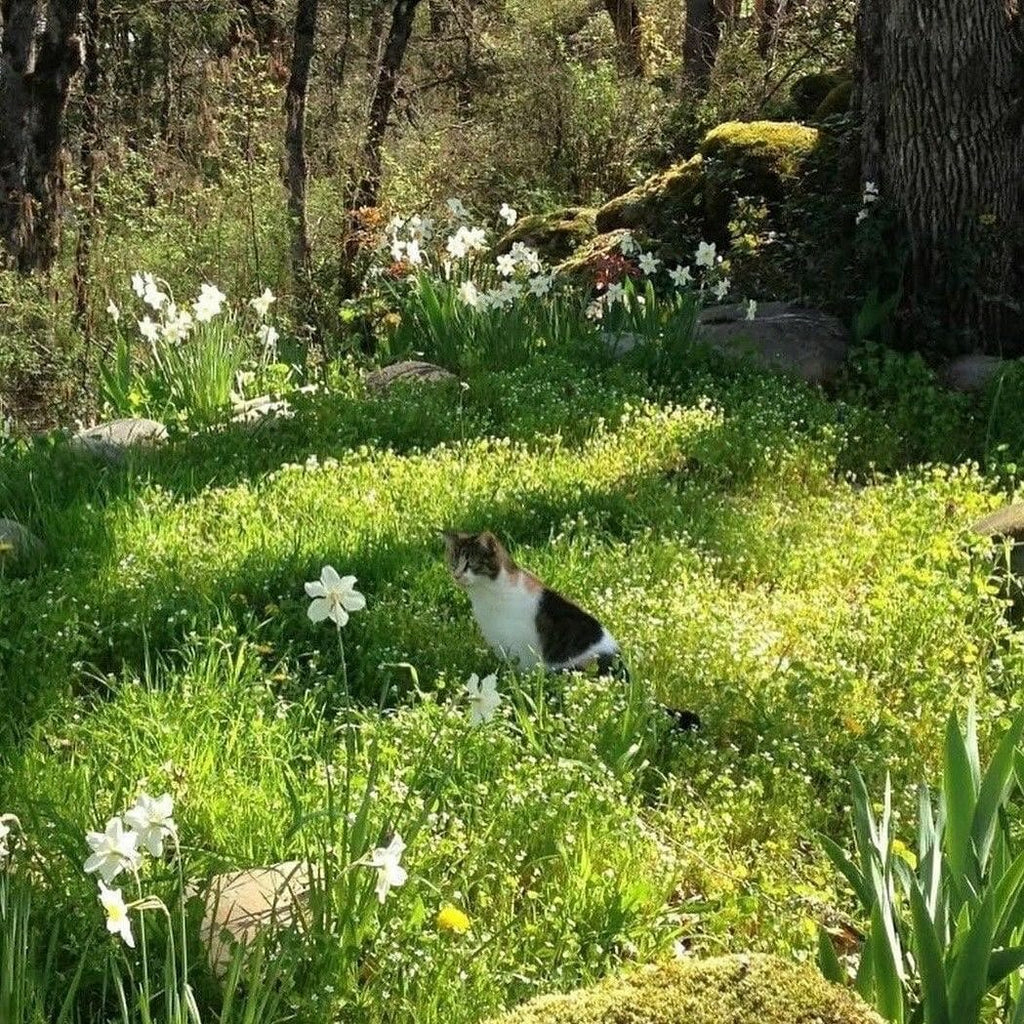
[815,79,854,119]
[554,229,647,280]
[494,208,598,263]
[972,502,1024,622]
[790,71,847,118]
[484,954,883,1024]
[595,155,704,236]
[700,121,821,191]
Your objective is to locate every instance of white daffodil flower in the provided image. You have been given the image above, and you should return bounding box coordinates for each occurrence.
[496,253,516,277]
[458,281,481,308]
[746,299,757,320]
[605,282,625,305]
[465,672,501,724]
[98,882,135,948]
[84,816,142,884]
[499,203,517,226]
[124,792,176,857]
[712,277,731,301]
[250,288,276,318]
[193,283,226,323]
[638,251,660,276]
[364,833,407,903]
[669,265,692,287]
[305,566,366,628]
[695,240,717,269]
[138,316,161,344]
[107,300,120,322]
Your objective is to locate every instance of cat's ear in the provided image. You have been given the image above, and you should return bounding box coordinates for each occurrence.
[439,529,459,552]
[477,531,497,551]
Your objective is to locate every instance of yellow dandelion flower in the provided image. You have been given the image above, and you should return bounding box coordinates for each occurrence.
[436,905,470,934]
[891,839,917,870]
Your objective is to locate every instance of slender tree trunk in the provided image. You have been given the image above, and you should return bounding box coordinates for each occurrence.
[350,0,421,212]
[0,0,85,272]
[682,0,720,92]
[604,0,644,77]
[73,0,100,353]
[857,0,1024,352]
[756,0,780,58]
[284,0,319,288]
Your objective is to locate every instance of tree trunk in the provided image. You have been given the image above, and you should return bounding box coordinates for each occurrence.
[350,0,421,212]
[284,0,319,287]
[73,0,100,345]
[682,0,720,92]
[857,0,1024,352]
[755,0,780,58]
[603,0,644,77]
[0,0,85,273]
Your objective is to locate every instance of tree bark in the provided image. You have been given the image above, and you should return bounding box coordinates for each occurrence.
[857,0,1024,352]
[0,0,85,273]
[350,0,421,212]
[603,0,644,77]
[682,0,720,92]
[73,0,100,343]
[284,0,319,287]
[755,0,781,58]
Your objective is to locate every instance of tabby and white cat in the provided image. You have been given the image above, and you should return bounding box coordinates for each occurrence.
[442,529,624,674]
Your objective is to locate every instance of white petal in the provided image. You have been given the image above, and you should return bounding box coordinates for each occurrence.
[341,591,366,612]
[328,605,349,628]
[84,852,105,874]
[307,599,331,623]
[386,863,408,888]
[337,575,358,591]
[305,581,327,598]
[320,566,343,590]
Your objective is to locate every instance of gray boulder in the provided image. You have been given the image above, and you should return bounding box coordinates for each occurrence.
[365,360,456,393]
[695,302,849,385]
[0,518,42,564]
[972,502,1024,620]
[944,354,1018,394]
[71,418,168,463]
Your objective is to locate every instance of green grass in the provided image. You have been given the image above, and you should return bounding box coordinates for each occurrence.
[1,345,1023,1022]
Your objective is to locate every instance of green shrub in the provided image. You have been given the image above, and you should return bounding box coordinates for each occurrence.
[484,954,883,1024]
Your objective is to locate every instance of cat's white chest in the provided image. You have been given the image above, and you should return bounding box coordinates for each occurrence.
[466,573,544,668]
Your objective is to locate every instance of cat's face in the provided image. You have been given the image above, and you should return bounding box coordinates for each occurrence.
[442,530,507,588]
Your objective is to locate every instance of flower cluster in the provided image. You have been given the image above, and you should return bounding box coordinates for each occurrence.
[83,792,177,948]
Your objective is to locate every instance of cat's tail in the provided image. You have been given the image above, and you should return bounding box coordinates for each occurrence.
[596,652,701,732]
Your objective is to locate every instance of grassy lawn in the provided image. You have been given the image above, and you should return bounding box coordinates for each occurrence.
[1,347,1021,1022]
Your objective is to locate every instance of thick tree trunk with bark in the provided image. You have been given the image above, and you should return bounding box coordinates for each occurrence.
[284,0,319,286]
[351,0,421,211]
[604,0,644,77]
[0,0,85,273]
[858,0,1024,352]
[682,0,720,91]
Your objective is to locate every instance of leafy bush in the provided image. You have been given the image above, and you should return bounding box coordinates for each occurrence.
[820,709,1024,1023]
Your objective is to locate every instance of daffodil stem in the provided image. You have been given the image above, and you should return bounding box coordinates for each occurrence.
[336,626,349,705]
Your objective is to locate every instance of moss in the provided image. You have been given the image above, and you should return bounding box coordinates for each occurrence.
[595,154,705,235]
[554,229,655,283]
[790,71,847,118]
[700,121,821,182]
[495,207,598,262]
[815,79,854,119]
[484,954,884,1024]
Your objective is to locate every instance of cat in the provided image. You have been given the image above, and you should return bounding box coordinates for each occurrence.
[442,529,700,730]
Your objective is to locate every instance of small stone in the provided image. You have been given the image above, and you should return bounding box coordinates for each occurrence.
[195,861,312,974]
[365,360,456,393]
[70,418,168,464]
[972,502,1024,621]
[0,518,42,564]
[944,354,1016,394]
[230,396,294,424]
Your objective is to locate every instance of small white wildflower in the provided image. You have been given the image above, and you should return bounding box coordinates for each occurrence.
[498,280,522,302]
[193,283,226,323]
[98,882,135,948]
[856,208,869,225]
[124,793,175,858]
[84,817,142,884]
[863,181,879,204]
[305,567,366,628]
[496,253,517,277]
[257,323,280,359]
[745,299,757,320]
[499,203,517,227]
[250,288,276,318]
[405,239,422,265]
[364,834,407,903]
[638,251,660,276]
[668,265,692,287]
[585,299,605,320]
[618,232,638,255]
[107,300,120,322]
[131,273,146,298]
[605,281,625,305]
[390,238,406,262]
[142,276,167,312]
[695,241,717,269]
[465,673,501,724]
[386,215,406,235]
[464,226,487,251]
[712,277,731,301]
[446,233,467,259]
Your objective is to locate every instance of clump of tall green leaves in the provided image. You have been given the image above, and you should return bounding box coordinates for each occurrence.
[819,709,1024,1024]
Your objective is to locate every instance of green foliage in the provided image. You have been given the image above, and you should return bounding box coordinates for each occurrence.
[820,710,1024,1024]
